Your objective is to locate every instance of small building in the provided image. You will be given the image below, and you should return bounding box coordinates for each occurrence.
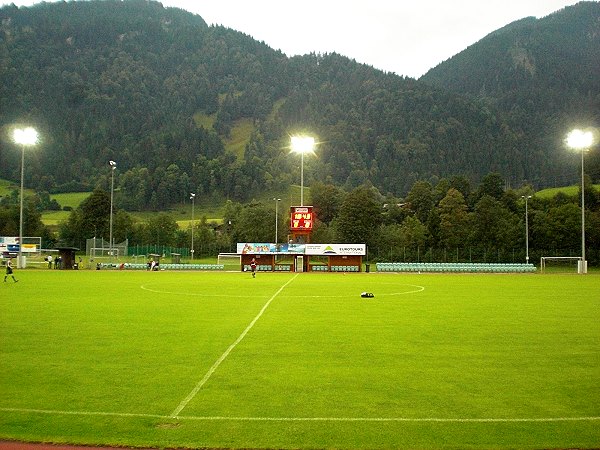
[55,247,80,270]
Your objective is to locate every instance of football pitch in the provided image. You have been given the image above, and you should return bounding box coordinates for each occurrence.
[1,270,599,449]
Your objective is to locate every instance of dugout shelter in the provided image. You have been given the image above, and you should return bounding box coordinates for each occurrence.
[55,246,79,270]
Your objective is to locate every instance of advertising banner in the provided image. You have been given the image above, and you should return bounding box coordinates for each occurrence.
[0,237,38,254]
[305,244,366,255]
[237,243,365,255]
[0,236,19,254]
[237,243,306,254]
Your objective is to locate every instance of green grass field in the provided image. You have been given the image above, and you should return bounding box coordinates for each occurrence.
[535,184,600,199]
[50,192,92,209]
[0,179,15,197]
[1,271,598,449]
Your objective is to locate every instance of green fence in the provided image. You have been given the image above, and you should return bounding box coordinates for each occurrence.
[371,247,599,266]
[376,262,537,273]
[127,245,190,258]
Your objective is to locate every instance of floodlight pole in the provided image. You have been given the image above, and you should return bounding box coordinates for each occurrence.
[273,198,281,243]
[566,129,593,274]
[580,147,586,272]
[109,160,117,261]
[300,151,305,206]
[190,193,196,260]
[521,195,532,264]
[13,127,38,269]
[18,142,25,268]
[290,136,315,207]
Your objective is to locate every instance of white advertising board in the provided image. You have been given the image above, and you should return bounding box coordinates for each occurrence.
[305,244,366,256]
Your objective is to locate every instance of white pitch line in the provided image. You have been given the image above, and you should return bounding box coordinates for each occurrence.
[140,284,250,297]
[141,284,424,298]
[178,415,600,423]
[378,284,425,296]
[169,273,300,418]
[0,407,164,419]
[284,285,425,298]
[2,408,598,423]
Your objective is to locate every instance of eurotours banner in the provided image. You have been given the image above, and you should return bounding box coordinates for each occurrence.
[305,244,366,256]
[237,243,366,256]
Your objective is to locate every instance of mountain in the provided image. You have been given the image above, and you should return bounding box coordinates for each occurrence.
[1,0,598,210]
[421,1,600,185]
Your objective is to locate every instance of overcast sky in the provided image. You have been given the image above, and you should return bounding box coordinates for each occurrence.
[1,0,584,78]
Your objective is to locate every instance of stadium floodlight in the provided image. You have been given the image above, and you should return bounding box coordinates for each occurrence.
[273,197,281,243]
[190,193,196,259]
[566,129,594,274]
[521,195,532,264]
[109,160,117,261]
[13,127,39,269]
[290,135,315,206]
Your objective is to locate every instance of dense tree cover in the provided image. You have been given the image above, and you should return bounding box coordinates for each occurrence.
[334,185,383,248]
[421,1,600,186]
[2,1,597,209]
[1,0,287,205]
[0,190,55,246]
[55,172,600,265]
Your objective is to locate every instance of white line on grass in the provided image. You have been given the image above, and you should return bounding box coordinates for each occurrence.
[140,283,424,298]
[0,407,164,419]
[140,284,250,297]
[378,284,425,296]
[284,284,425,298]
[2,408,599,423]
[179,415,600,423]
[169,273,300,418]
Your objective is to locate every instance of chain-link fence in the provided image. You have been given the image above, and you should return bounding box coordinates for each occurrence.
[370,246,599,266]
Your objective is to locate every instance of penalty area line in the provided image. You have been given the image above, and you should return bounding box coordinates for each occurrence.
[169,273,300,418]
[2,408,598,423]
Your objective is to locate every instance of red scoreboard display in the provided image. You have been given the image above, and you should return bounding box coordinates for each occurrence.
[290,206,313,231]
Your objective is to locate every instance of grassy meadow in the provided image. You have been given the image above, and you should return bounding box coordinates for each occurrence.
[1,270,598,449]
[535,183,600,199]
[0,179,15,197]
[50,192,91,209]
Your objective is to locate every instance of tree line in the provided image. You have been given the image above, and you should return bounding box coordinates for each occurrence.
[2,172,597,265]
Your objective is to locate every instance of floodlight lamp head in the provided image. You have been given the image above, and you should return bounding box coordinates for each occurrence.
[190,193,196,199]
[566,129,593,150]
[109,160,117,168]
[291,135,316,154]
[13,127,39,146]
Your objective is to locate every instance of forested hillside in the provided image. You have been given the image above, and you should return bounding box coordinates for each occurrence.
[421,1,600,184]
[2,0,597,210]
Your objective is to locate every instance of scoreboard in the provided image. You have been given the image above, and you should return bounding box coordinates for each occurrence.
[290,206,313,231]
